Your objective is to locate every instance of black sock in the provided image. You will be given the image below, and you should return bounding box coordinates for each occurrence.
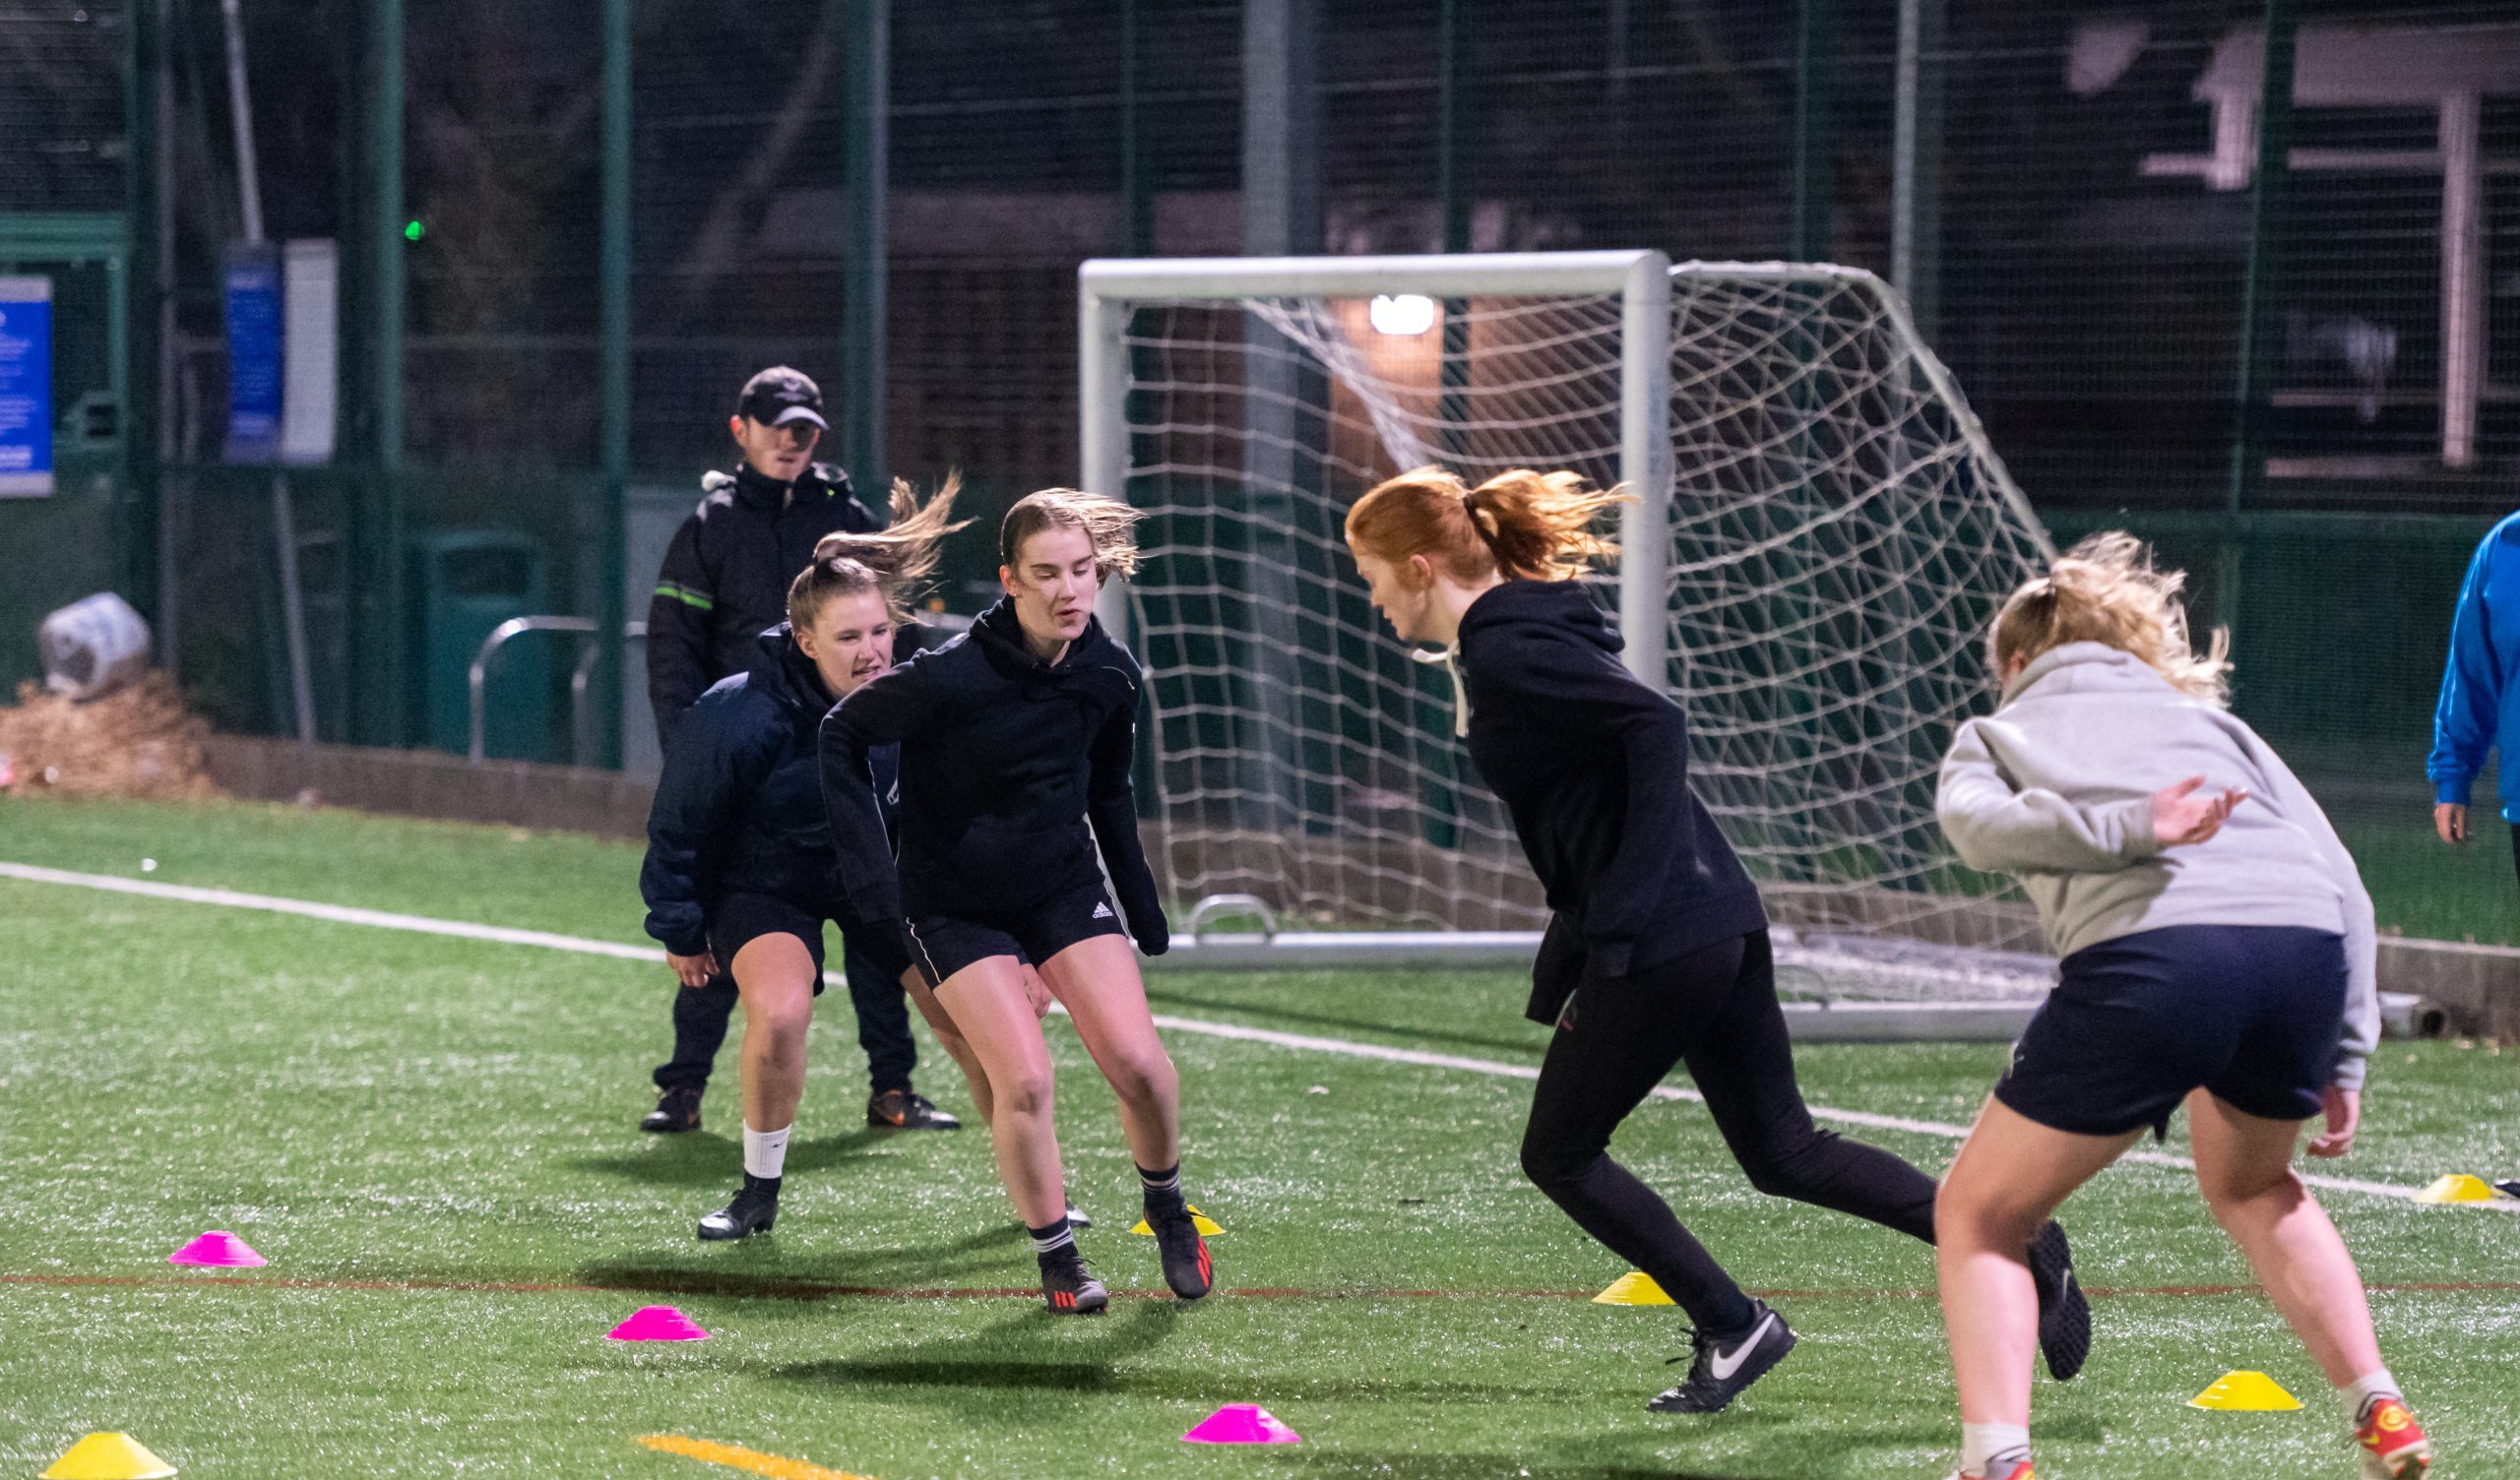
[742,1171,782,1197]
[1138,1162,1185,1215]
[1028,1215,1076,1261]
[1702,1297,1763,1345]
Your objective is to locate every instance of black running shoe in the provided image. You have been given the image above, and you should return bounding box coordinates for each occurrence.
[1039,1248,1109,1315]
[697,1173,779,1241]
[867,1089,961,1131]
[1648,1300,1796,1413]
[2494,1178,2520,1201]
[2029,1219,2091,1382]
[642,1084,703,1134]
[1066,1203,1093,1230]
[1146,1204,1213,1301]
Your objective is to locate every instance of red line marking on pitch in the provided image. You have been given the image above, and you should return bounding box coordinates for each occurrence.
[7,1271,2517,1302]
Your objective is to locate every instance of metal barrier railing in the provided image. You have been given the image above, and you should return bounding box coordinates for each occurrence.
[468,617,647,767]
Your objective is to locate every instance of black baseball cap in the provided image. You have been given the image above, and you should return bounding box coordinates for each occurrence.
[736,366,828,430]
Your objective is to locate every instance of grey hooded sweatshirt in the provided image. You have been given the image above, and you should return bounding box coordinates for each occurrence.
[1935,641,2378,1090]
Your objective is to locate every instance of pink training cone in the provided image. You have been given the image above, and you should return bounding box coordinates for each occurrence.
[607,1305,711,1341]
[1180,1403,1302,1446]
[167,1231,264,1267]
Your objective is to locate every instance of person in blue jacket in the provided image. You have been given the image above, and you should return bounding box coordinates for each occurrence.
[2427,511,2520,880]
[640,479,984,1241]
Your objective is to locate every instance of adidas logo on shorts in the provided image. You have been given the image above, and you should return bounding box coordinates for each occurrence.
[1092,902,1114,920]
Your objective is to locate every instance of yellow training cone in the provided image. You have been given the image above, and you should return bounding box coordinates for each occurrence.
[1128,1203,1224,1236]
[2412,1174,2503,1204]
[2188,1371,2301,1411]
[1592,1271,1676,1306]
[42,1433,177,1479]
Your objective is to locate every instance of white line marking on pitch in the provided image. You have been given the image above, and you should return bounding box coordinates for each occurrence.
[2,860,2505,1214]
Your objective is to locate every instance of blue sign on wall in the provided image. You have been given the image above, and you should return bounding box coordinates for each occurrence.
[0,277,53,498]
[224,244,284,462]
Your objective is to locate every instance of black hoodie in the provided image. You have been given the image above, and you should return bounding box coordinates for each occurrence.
[646,461,878,747]
[640,627,907,980]
[1454,581,1764,1019]
[818,596,1167,954]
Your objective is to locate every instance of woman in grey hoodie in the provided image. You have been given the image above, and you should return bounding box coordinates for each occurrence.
[1930,533,2426,1480]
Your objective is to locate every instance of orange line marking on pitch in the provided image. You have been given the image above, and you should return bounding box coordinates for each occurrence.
[638,1433,876,1480]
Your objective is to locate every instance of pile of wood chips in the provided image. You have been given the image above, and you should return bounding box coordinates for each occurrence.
[0,673,219,799]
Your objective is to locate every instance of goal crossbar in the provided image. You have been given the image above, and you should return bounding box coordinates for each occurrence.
[1080,250,1674,688]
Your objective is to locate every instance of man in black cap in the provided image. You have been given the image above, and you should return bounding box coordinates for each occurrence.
[641,365,960,1136]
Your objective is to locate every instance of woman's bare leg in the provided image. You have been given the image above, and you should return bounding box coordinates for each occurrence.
[2185,1089,2385,1387]
[1935,1099,2140,1431]
[903,968,992,1125]
[1037,934,1177,1173]
[931,956,1065,1226]
[728,934,820,1135]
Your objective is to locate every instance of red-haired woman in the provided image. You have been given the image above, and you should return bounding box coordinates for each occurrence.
[1343,465,2088,1414]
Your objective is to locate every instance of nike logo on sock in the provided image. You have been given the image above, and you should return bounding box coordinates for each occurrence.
[1708,1313,1777,1382]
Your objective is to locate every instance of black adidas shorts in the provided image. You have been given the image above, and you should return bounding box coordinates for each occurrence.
[908,879,1127,987]
[1994,924,2348,1140]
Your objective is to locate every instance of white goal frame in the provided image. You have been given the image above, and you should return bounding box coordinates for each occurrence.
[1076,251,2053,1041]
[1080,250,1675,688]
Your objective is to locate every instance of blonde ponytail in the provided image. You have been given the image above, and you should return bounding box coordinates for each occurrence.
[788,472,971,629]
[1991,531,2231,706]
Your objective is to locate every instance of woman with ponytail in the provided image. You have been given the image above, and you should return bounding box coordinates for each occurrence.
[1930,533,2424,1480]
[639,477,978,1243]
[820,489,1209,1317]
[1344,465,2090,1415]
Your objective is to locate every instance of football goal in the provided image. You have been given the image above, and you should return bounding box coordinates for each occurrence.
[1079,251,2057,1037]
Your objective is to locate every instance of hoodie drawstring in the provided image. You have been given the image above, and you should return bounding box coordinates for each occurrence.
[1414,644,1470,737]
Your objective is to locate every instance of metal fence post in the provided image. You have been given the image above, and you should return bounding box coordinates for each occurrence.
[843,0,888,498]
[123,0,162,624]
[356,0,408,747]
[598,0,632,768]
[1792,0,1836,261]
[1890,0,1944,341]
[2222,0,2298,640]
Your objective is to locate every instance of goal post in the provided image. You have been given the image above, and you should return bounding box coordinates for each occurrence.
[1080,251,1675,686]
[1077,251,2058,1037]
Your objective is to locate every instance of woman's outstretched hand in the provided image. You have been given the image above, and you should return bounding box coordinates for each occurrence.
[2306,1084,2360,1158]
[2152,774,2248,846]
[667,949,721,989]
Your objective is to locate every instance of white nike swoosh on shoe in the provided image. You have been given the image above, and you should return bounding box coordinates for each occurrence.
[1708,1313,1778,1382]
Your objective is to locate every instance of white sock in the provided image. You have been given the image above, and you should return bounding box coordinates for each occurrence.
[1960,1422,2031,1478]
[2340,1369,2401,1423]
[741,1122,790,1181]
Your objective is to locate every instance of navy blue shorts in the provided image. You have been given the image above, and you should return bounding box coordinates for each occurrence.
[707,892,831,993]
[908,879,1126,987]
[1994,925,2347,1140]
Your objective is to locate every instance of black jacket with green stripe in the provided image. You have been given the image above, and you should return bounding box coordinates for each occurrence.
[646,461,878,748]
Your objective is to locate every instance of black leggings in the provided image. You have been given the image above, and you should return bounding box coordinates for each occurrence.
[1517,929,1939,1331]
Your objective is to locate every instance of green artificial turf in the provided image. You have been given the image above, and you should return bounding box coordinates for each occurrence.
[1,794,2516,1479]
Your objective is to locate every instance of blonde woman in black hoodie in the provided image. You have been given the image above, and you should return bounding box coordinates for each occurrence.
[1345,465,2088,1414]
[820,489,1208,1315]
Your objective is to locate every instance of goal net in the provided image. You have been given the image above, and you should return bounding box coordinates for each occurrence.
[1079,253,2056,1022]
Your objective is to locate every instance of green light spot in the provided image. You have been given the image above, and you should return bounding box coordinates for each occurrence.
[404,219,425,242]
